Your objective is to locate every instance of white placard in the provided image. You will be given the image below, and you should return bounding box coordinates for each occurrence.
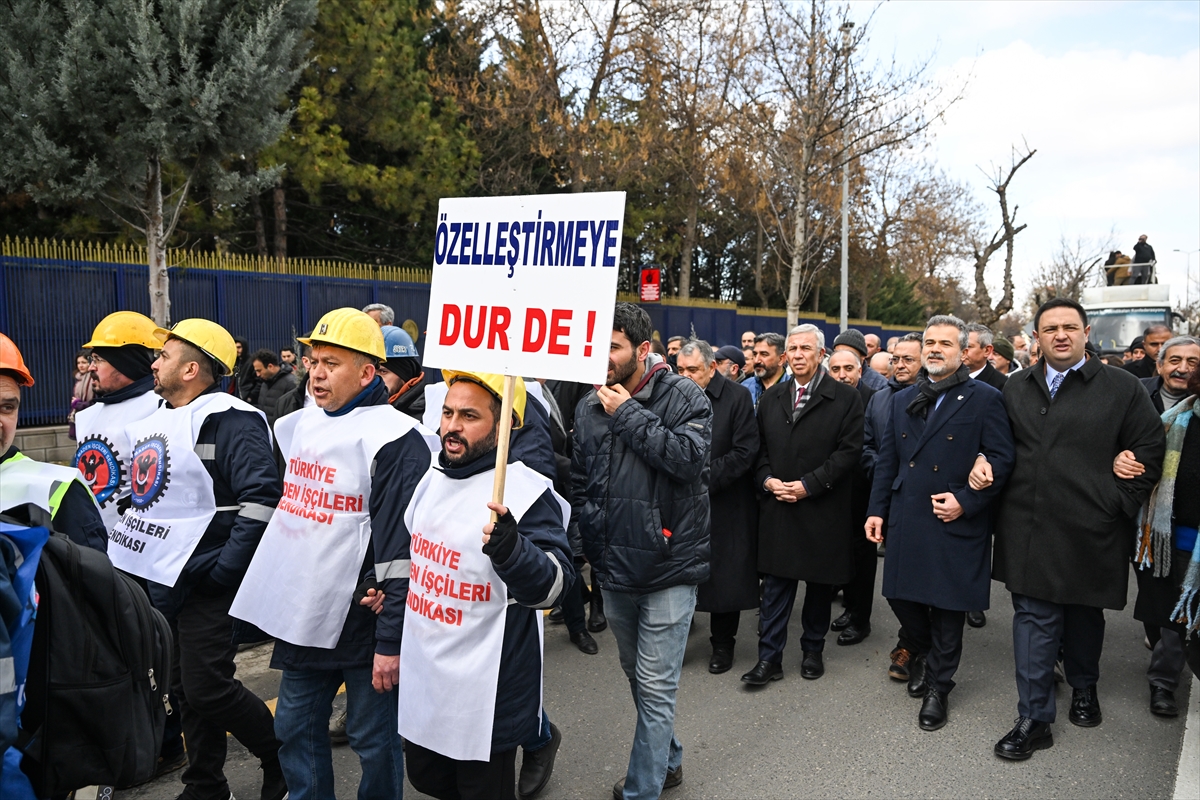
[422,192,626,384]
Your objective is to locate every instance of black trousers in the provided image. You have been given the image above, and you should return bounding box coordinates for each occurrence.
[171,587,280,799]
[405,741,517,800]
[710,611,741,650]
[758,576,834,662]
[843,535,878,628]
[1011,592,1105,723]
[889,599,966,694]
[561,558,588,635]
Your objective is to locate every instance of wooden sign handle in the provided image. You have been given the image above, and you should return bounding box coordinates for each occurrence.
[490,374,517,522]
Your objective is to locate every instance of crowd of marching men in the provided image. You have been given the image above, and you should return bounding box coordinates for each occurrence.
[1,298,1199,800]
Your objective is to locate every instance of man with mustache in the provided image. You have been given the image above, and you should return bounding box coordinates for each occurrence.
[1140,336,1200,414]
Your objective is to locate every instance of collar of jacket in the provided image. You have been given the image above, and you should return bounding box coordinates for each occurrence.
[705,371,727,401]
[165,380,223,410]
[1,444,17,464]
[436,446,498,479]
[631,355,670,400]
[324,375,388,417]
[887,377,913,393]
[96,373,156,405]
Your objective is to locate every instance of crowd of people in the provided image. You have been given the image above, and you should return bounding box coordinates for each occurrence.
[1,295,1198,800]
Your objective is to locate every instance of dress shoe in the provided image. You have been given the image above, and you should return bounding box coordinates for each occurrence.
[831,609,853,631]
[587,595,607,633]
[709,648,734,674]
[800,651,824,680]
[741,660,783,685]
[918,688,949,731]
[518,722,561,800]
[837,623,870,646]
[612,765,681,800]
[888,647,912,681]
[569,630,598,655]
[994,717,1053,760]
[966,610,986,628]
[547,606,565,624]
[906,654,928,698]
[1069,685,1102,727]
[1150,685,1178,718]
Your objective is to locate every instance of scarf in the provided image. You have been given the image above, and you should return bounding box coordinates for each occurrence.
[1137,395,1194,578]
[905,363,970,419]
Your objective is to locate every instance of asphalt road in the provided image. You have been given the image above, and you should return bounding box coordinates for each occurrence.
[118,564,1195,800]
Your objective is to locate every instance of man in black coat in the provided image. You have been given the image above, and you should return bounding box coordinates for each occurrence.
[866,315,1015,731]
[1132,234,1156,284]
[826,349,876,647]
[964,323,1008,392]
[742,324,864,685]
[251,349,297,428]
[677,340,760,675]
[990,298,1166,761]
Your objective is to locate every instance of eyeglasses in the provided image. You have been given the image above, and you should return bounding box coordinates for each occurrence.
[88,354,107,365]
[894,356,919,365]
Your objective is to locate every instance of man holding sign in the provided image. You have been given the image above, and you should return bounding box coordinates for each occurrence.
[399,372,572,800]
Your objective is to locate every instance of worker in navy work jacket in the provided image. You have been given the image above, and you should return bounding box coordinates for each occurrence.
[866,315,1015,733]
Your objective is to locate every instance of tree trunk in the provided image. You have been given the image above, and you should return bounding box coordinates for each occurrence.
[146,155,170,326]
[678,188,699,299]
[273,185,287,264]
[786,141,811,329]
[252,192,268,257]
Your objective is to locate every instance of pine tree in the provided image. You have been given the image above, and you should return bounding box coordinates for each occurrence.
[0,0,317,324]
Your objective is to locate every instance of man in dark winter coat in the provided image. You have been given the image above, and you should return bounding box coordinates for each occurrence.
[833,328,888,391]
[572,303,711,800]
[251,349,297,428]
[1140,336,1200,414]
[866,315,1015,732]
[743,324,864,686]
[676,340,760,675]
[991,298,1166,761]
[1131,234,1156,284]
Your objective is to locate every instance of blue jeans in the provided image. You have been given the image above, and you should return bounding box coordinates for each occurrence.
[274,667,404,800]
[603,585,696,800]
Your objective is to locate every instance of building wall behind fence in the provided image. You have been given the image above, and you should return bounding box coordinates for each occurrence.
[1,245,917,427]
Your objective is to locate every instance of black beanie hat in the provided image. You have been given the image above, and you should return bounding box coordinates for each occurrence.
[92,345,156,381]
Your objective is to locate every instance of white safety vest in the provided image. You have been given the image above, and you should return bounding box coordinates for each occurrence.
[108,393,267,587]
[0,452,96,518]
[230,404,437,648]
[73,390,162,531]
[397,461,559,762]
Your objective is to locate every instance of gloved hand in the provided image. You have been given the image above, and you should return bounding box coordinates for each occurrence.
[482,505,519,564]
[353,576,380,605]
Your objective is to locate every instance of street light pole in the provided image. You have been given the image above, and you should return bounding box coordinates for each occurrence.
[839,21,855,333]
[1174,248,1199,308]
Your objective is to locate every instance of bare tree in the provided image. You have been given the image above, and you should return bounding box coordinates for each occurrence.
[1027,231,1115,309]
[970,145,1036,327]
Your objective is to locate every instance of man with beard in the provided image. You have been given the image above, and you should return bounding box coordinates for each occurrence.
[572,303,711,800]
[866,315,1014,731]
[398,372,572,800]
[1140,336,1200,414]
[743,332,789,408]
[1125,324,1173,379]
[230,308,438,800]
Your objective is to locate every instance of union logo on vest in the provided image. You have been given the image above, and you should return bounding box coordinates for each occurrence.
[130,435,171,510]
[74,435,122,507]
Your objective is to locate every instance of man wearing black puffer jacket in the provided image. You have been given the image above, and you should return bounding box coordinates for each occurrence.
[572,302,711,800]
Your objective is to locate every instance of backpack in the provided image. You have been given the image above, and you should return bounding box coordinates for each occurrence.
[17,530,173,796]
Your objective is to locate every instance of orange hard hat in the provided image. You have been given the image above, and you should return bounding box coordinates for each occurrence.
[0,332,34,386]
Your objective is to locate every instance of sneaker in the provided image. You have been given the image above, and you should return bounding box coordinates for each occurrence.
[888,647,912,681]
[329,709,348,745]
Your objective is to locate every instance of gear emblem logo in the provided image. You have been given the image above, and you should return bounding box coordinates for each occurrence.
[73,435,122,507]
[130,435,171,511]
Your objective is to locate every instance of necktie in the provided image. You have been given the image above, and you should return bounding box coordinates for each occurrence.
[793,385,806,409]
[1049,372,1064,398]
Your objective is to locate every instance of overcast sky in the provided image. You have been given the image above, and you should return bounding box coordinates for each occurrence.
[849,0,1200,310]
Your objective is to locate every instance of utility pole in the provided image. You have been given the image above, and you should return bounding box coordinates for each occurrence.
[1175,248,1199,308]
[839,20,855,332]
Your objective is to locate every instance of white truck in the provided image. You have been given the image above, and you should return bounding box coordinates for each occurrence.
[1081,283,1184,355]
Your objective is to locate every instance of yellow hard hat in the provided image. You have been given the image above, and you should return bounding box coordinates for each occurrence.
[83,311,161,350]
[442,370,526,429]
[0,332,35,386]
[298,308,386,362]
[154,319,237,376]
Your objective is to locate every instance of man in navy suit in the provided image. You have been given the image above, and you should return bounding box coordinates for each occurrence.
[866,315,1016,731]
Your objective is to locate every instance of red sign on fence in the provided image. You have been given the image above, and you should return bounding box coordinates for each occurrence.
[640,268,661,302]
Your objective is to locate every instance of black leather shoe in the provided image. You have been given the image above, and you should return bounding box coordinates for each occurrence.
[918,688,949,731]
[612,765,681,800]
[741,660,783,685]
[569,630,598,655]
[1069,685,1102,727]
[831,609,853,631]
[587,595,607,633]
[1150,685,1179,718]
[906,654,928,698]
[994,717,1053,760]
[801,651,824,680]
[518,722,561,799]
[709,648,734,674]
[837,624,870,646]
[547,606,565,624]
[967,610,986,628]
